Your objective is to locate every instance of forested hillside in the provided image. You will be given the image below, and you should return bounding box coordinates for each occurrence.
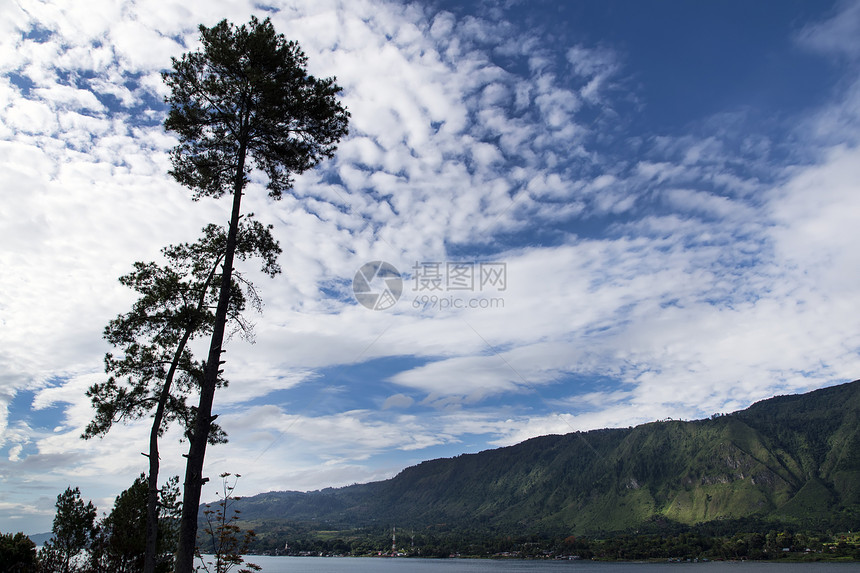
[227,381,860,547]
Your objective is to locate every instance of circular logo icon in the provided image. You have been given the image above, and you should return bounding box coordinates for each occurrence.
[353,261,402,311]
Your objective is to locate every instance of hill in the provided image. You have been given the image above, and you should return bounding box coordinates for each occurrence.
[227,381,860,542]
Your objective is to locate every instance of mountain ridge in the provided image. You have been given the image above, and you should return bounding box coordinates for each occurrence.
[228,381,860,538]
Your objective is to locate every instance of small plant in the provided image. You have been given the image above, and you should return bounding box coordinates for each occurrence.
[196,473,260,573]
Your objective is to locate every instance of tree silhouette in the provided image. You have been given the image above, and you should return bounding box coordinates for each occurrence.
[162,16,348,573]
[88,474,182,573]
[83,218,279,573]
[0,532,36,572]
[38,487,96,573]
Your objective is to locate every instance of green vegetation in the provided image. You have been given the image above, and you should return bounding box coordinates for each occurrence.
[38,487,97,573]
[87,474,181,573]
[0,531,37,571]
[225,381,860,559]
[33,475,180,572]
[233,521,860,562]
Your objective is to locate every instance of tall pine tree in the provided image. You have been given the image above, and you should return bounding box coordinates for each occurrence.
[162,17,348,572]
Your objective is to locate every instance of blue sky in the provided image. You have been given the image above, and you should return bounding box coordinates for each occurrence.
[2,0,860,534]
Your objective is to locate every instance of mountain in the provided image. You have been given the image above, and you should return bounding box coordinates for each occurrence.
[230,381,860,537]
[26,532,52,547]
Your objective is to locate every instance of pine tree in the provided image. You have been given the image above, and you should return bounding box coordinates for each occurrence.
[162,16,348,572]
[38,487,96,573]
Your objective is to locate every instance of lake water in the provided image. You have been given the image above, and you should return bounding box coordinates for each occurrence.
[239,556,860,573]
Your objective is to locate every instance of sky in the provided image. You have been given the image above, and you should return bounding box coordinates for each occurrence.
[2,0,860,535]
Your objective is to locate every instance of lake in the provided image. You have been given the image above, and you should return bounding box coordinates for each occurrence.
[234,556,860,573]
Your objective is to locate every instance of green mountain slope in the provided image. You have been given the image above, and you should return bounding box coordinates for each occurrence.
[231,380,860,536]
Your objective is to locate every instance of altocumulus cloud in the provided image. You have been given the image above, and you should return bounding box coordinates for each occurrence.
[1,0,860,534]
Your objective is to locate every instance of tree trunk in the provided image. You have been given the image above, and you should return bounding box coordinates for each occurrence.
[174,143,247,573]
[143,382,165,573]
[143,328,189,573]
[145,246,222,573]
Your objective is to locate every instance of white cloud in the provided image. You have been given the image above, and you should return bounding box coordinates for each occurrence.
[32,84,104,112]
[2,0,860,535]
[4,98,57,134]
[382,393,414,410]
[662,187,753,219]
[796,0,860,60]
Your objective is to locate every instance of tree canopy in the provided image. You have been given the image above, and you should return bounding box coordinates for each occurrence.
[163,16,349,201]
[89,474,181,573]
[0,531,36,572]
[83,217,280,442]
[38,487,97,573]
